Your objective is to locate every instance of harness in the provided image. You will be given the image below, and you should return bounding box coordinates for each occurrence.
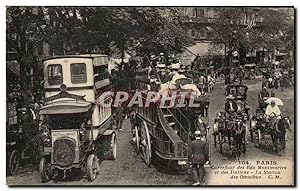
[268,117,280,133]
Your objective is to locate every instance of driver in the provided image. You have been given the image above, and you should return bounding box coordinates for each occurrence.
[225,95,238,114]
[258,86,269,109]
[260,86,270,98]
[265,100,281,122]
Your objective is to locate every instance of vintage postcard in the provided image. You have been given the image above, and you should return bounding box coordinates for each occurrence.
[6,6,295,186]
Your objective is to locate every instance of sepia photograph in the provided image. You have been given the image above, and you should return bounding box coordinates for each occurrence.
[5,6,295,186]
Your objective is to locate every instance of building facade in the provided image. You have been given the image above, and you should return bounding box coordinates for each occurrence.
[178,7,224,67]
[178,7,294,68]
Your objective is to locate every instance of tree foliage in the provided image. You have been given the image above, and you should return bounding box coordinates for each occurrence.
[7,7,194,102]
[7,6,193,58]
[210,8,294,56]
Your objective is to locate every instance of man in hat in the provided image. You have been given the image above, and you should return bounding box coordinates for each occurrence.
[260,86,270,98]
[197,76,205,94]
[171,63,180,74]
[265,100,281,121]
[265,100,282,130]
[114,104,125,131]
[258,86,269,109]
[158,52,165,63]
[161,65,177,83]
[188,130,209,185]
[225,75,231,86]
[225,95,238,113]
[196,114,209,139]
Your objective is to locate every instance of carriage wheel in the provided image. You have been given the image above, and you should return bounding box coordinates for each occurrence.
[39,157,51,183]
[134,126,140,153]
[87,154,99,182]
[257,129,262,146]
[109,133,117,160]
[8,149,19,175]
[102,133,117,160]
[140,121,151,166]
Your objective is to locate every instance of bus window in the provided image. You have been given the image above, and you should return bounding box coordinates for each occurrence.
[94,65,108,81]
[48,64,63,85]
[71,63,87,84]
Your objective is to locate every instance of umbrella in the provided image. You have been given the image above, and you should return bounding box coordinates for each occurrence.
[265,97,284,106]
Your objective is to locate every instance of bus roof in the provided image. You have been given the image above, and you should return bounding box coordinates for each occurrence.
[43,54,108,62]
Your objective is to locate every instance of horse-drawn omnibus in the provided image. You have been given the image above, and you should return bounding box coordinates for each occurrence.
[131,67,211,167]
[38,55,116,182]
[244,63,256,80]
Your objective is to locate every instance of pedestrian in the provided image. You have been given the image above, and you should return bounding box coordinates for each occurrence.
[115,104,124,131]
[196,114,208,138]
[188,130,209,185]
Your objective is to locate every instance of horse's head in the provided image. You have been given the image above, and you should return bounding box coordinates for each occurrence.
[282,117,292,131]
[235,119,245,133]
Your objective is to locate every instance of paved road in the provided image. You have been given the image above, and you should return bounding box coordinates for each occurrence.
[6,78,295,185]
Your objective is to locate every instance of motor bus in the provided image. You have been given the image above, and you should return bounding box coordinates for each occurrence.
[38,54,116,182]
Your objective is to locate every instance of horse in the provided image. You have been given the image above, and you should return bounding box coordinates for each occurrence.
[214,116,236,155]
[221,115,246,159]
[213,118,224,148]
[233,120,246,158]
[269,116,291,153]
[213,112,227,148]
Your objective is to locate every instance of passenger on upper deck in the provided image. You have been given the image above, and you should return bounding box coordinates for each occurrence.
[157,63,166,80]
[158,64,202,97]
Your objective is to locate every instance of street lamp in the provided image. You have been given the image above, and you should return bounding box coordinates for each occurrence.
[230,30,240,67]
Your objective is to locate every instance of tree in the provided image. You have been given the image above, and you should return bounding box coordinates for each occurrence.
[7,7,44,104]
[134,8,194,57]
[210,8,294,65]
[7,7,194,101]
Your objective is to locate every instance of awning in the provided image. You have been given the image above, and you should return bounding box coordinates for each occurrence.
[40,101,92,114]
